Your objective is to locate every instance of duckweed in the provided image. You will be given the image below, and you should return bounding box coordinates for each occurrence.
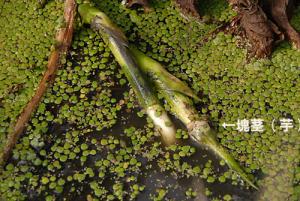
[0,0,64,155]
[95,0,299,199]
[1,0,300,200]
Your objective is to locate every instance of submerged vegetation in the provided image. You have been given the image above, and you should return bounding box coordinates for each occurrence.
[0,0,300,201]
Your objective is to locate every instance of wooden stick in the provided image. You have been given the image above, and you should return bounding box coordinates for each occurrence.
[0,0,76,166]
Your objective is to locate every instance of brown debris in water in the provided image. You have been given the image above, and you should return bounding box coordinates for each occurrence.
[234,0,280,58]
[125,0,151,12]
[175,0,200,18]
[231,0,300,58]
[269,0,300,49]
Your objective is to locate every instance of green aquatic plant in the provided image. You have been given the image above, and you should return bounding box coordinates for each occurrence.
[78,3,256,189]
[131,48,257,189]
[1,0,299,200]
[0,0,65,161]
[0,0,76,166]
[79,3,177,145]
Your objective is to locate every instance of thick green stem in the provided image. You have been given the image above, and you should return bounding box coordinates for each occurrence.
[131,48,258,189]
[129,47,200,101]
[78,3,176,145]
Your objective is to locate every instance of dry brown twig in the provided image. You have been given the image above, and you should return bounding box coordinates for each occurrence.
[0,0,76,166]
